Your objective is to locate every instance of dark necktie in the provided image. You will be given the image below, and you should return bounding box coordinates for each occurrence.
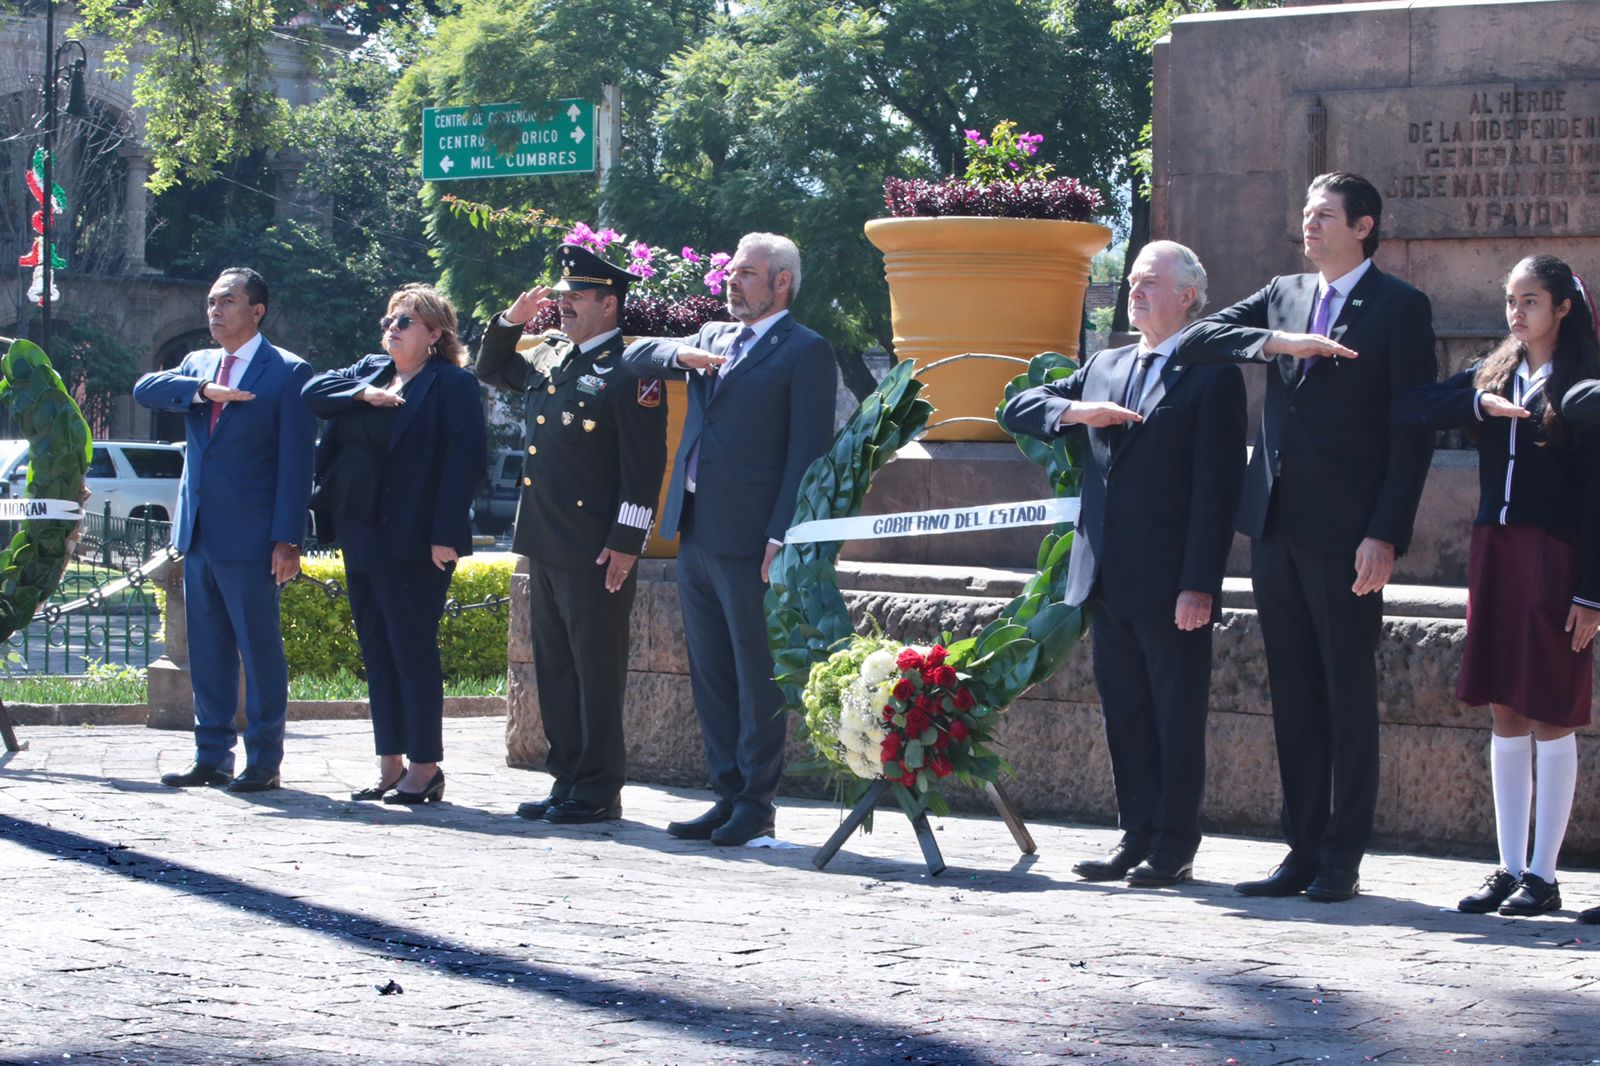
[711,326,757,397]
[1123,350,1156,411]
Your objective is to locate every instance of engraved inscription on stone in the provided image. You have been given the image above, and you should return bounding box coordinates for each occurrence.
[1295,83,1600,239]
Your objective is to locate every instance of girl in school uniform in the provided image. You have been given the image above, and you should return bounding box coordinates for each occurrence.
[1399,254,1600,917]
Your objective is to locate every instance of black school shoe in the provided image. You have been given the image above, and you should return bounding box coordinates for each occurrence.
[1458,868,1519,914]
[1499,872,1561,916]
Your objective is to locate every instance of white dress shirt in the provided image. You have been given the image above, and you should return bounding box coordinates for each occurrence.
[193,332,262,404]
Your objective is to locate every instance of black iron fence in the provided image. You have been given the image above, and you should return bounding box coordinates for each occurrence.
[0,508,171,676]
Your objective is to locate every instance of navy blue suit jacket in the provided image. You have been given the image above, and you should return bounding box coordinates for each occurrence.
[1207,266,1437,556]
[302,354,487,567]
[623,314,836,556]
[132,337,316,561]
[1002,322,1256,620]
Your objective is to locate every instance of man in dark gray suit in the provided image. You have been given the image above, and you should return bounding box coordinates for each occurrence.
[624,233,837,845]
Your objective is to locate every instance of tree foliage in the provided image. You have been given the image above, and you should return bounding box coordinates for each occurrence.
[83,0,1266,357]
[78,0,314,194]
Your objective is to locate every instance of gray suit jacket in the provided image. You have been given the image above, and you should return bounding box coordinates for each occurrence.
[623,314,836,557]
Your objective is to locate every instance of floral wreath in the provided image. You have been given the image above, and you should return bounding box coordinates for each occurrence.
[765,352,1087,815]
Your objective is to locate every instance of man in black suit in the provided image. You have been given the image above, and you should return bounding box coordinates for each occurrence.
[625,233,837,846]
[478,245,668,824]
[1206,172,1438,902]
[1001,242,1352,886]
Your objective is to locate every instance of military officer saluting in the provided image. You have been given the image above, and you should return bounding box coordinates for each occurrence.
[477,243,668,824]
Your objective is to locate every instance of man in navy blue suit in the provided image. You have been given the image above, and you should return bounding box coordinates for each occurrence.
[134,268,316,793]
[625,233,837,845]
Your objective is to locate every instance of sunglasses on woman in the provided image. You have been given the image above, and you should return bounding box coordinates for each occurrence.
[380,313,416,332]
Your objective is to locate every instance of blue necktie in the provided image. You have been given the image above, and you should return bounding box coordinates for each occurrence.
[689,326,758,487]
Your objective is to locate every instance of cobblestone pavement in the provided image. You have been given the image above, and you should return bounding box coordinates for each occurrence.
[3,718,1598,1066]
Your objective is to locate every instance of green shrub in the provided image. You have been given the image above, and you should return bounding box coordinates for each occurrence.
[281,552,512,681]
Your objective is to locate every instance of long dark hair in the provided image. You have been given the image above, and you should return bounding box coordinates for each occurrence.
[1474,254,1600,441]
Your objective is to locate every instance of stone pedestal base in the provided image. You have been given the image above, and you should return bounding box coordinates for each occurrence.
[502,558,1600,862]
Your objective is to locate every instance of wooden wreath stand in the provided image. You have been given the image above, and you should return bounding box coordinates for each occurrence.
[813,778,1035,876]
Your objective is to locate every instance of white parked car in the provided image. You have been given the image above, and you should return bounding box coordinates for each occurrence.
[0,438,185,524]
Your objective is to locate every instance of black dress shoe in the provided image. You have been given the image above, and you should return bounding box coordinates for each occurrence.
[1071,837,1149,882]
[544,798,622,824]
[1499,872,1561,916]
[709,803,776,846]
[1126,859,1194,887]
[161,763,232,789]
[351,773,405,802]
[1235,859,1317,897]
[1306,867,1360,903]
[667,801,734,840]
[384,769,445,805]
[516,793,569,821]
[226,767,281,793]
[1577,904,1600,925]
[1458,868,1519,914]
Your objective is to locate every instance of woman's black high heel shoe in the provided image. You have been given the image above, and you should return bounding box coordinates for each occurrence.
[383,768,445,805]
[351,773,405,802]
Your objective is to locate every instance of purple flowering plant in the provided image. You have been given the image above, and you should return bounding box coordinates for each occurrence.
[883,120,1102,222]
[438,196,737,335]
[528,222,734,336]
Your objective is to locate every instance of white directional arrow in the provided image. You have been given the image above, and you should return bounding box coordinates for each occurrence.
[439,156,455,173]
[570,127,586,144]
[567,103,581,121]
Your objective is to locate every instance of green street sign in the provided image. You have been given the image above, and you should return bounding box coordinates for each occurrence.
[421,99,596,182]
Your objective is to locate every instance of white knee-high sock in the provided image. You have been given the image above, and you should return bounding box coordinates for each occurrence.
[1491,734,1533,876]
[1530,734,1579,882]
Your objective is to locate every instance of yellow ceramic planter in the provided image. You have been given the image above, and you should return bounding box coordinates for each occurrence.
[865,216,1112,442]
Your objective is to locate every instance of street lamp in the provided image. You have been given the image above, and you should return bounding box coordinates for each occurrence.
[37,0,89,356]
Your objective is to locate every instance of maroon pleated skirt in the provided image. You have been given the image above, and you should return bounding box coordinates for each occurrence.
[1458,523,1593,727]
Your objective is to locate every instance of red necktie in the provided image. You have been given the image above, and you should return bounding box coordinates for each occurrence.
[209,354,238,433]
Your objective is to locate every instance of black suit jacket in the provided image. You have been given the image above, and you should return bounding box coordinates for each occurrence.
[1207,266,1437,556]
[302,354,487,567]
[1001,322,1257,621]
[623,314,837,556]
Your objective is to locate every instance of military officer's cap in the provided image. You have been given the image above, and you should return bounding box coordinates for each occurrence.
[553,243,642,295]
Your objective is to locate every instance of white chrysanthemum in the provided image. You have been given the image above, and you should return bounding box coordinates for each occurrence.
[860,649,897,685]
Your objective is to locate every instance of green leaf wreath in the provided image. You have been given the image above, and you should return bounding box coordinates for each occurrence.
[0,339,91,638]
[765,352,1089,815]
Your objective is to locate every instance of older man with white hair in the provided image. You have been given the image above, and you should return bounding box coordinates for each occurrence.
[625,232,837,846]
[1001,241,1353,887]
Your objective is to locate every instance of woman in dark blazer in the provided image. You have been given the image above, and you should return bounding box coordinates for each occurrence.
[1398,254,1600,918]
[303,283,487,805]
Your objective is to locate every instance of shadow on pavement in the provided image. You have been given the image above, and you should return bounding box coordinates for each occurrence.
[0,810,995,1064]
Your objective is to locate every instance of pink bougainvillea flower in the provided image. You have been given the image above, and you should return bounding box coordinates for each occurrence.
[681,246,702,263]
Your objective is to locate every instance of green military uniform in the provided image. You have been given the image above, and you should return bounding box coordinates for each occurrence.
[476,249,667,817]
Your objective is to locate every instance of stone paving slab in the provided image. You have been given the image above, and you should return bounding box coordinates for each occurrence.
[2,717,1599,1065]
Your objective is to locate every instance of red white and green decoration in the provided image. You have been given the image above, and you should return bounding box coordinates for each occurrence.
[766,353,1087,868]
[18,149,66,307]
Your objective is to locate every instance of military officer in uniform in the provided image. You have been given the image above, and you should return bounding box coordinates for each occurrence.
[477,244,668,824]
